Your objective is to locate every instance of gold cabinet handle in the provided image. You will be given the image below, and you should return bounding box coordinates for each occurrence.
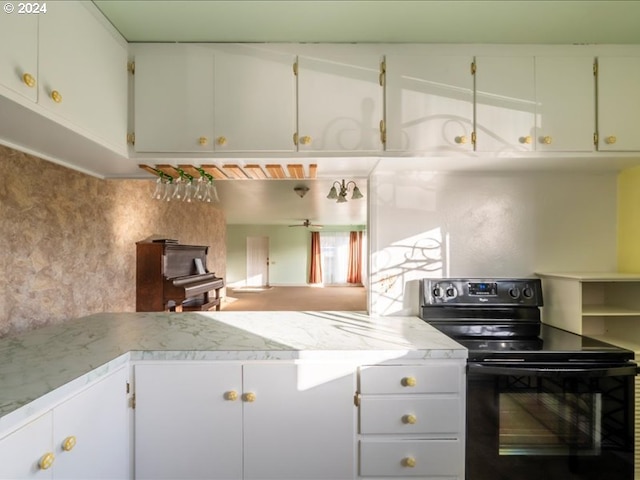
[542,136,552,145]
[605,135,617,145]
[216,136,227,146]
[402,414,417,425]
[224,390,239,401]
[39,452,55,470]
[402,457,417,468]
[455,135,467,144]
[242,392,256,403]
[51,90,62,103]
[22,73,36,88]
[401,376,416,387]
[300,135,312,146]
[520,135,532,145]
[198,136,209,146]
[62,435,77,452]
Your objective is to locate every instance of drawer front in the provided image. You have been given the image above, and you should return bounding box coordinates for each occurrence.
[359,364,461,394]
[360,396,461,434]
[359,439,463,477]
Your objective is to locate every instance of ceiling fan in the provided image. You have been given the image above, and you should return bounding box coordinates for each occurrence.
[288,219,323,229]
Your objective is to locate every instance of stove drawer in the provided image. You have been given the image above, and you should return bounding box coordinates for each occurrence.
[359,439,463,477]
[359,396,461,434]
[359,364,461,394]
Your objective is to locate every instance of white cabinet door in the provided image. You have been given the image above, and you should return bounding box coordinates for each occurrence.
[52,367,131,480]
[38,1,127,150]
[476,56,594,153]
[535,56,594,152]
[243,363,356,480]
[385,56,474,152]
[213,45,296,152]
[0,13,38,102]
[597,57,640,152]
[133,44,215,153]
[297,54,383,152]
[475,56,536,152]
[134,363,243,480]
[0,413,53,480]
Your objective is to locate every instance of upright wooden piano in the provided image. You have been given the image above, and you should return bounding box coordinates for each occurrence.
[136,238,224,312]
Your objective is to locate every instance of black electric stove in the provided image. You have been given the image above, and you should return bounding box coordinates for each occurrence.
[418,278,635,365]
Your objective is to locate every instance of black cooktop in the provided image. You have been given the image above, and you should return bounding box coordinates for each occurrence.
[455,324,635,363]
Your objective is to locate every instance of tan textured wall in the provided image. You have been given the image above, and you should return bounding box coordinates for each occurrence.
[0,146,226,338]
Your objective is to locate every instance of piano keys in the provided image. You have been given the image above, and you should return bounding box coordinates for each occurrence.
[136,238,224,312]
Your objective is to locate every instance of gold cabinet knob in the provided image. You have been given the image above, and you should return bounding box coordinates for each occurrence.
[216,136,227,146]
[198,136,209,146]
[605,135,617,145]
[402,457,417,468]
[224,390,239,401]
[242,392,256,403]
[401,376,416,387]
[62,435,77,451]
[402,414,417,425]
[22,73,36,88]
[39,452,55,470]
[542,136,552,145]
[455,135,467,144]
[300,135,312,145]
[51,90,62,103]
[520,135,532,145]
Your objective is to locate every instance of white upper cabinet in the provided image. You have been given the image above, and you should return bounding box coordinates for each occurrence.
[0,2,127,153]
[0,14,38,103]
[596,57,640,152]
[475,56,536,152]
[133,44,215,153]
[38,1,128,151]
[213,45,296,153]
[133,44,296,153]
[385,56,474,152]
[534,56,594,152]
[475,56,594,153]
[296,54,383,152]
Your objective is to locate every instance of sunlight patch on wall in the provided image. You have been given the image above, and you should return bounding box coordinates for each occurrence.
[371,227,444,315]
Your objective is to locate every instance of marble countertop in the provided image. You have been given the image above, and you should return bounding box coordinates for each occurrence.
[0,311,466,434]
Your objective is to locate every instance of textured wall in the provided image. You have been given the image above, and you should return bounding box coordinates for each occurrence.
[0,146,226,338]
[368,169,618,315]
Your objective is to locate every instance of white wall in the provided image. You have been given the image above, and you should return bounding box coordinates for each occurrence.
[368,169,618,315]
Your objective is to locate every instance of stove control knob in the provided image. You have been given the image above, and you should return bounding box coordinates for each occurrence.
[445,286,457,298]
[522,286,534,299]
[508,287,520,299]
[432,286,444,298]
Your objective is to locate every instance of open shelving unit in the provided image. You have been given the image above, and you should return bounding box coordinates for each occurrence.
[536,272,640,352]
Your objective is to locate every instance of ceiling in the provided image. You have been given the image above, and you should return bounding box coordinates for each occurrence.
[85,1,640,226]
[94,1,640,44]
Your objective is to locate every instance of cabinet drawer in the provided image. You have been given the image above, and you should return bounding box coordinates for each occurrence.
[359,364,461,394]
[360,396,461,434]
[359,439,463,477]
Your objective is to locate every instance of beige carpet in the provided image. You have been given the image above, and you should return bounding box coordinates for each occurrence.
[221,286,366,311]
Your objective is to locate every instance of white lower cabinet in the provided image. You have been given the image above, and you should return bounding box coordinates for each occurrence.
[133,361,357,480]
[357,362,465,479]
[0,366,131,480]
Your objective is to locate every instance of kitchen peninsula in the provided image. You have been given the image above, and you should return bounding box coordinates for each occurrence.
[0,311,466,480]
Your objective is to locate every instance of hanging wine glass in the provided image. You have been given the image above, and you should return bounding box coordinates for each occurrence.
[183,175,196,203]
[151,176,165,200]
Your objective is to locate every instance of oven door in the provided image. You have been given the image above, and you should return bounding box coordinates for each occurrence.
[466,362,636,480]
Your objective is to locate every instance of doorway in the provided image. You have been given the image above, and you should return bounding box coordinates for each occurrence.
[246,236,269,287]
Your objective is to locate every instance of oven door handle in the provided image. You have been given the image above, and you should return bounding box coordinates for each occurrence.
[467,362,639,377]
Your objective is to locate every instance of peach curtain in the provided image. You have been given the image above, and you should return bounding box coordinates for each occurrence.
[308,231,323,284]
[347,231,363,284]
